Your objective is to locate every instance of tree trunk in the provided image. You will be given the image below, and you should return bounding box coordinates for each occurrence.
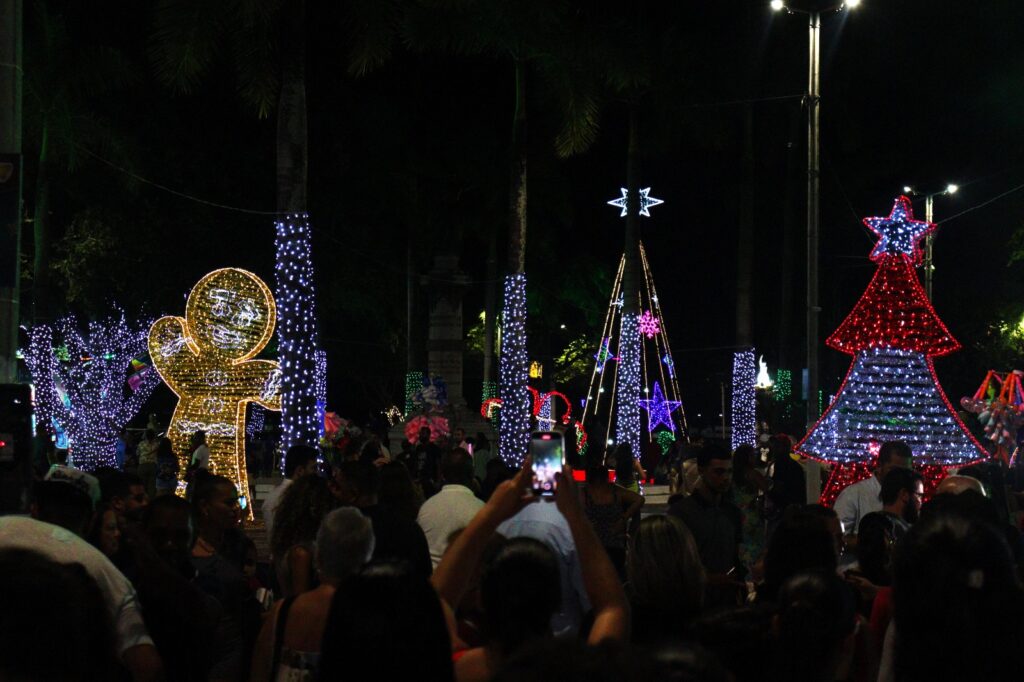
[615,106,642,460]
[276,5,307,213]
[32,119,49,322]
[274,0,319,451]
[507,58,527,274]
[736,104,754,347]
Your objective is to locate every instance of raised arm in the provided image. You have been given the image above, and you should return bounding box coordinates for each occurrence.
[431,459,536,611]
[555,467,630,644]
[147,316,196,391]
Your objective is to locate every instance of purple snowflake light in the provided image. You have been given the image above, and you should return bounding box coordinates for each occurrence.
[638,310,661,339]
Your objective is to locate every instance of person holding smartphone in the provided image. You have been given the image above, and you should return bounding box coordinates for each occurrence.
[432,457,629,681]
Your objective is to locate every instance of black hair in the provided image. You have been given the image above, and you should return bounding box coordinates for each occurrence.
[337,460,380,496]
[378,461,422,523]
[283,444,318,478]
[697,442,731,469]
[877,440,912,467]
[189,470,234,507]
[613,445,635,484]
[319,562,453,681]
[771,570,857,682]
[879,467,923,506]
[0,549,119,680]
[494,638,675,682]
[481,537,561,656]
[441,448,474,486]
[893,512,1024,681]
[94,469,130,506]
[143,492,192,525]
[760,507,837,603]
[693,605,775,682]
[732,444,760,495]
[32,480,93,537]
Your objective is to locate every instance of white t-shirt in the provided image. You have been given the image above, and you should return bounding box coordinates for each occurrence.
[191,444,211,470]
[417,484,484,569]
[833,474,882,535]
[261,477,293,542]
[0,516,154,655]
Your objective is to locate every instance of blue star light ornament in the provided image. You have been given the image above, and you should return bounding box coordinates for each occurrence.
[863,195,935,265]
[607,187,664,217]
[638,381,682,433]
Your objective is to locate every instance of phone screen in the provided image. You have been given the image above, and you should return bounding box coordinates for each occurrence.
[529,431,565,496]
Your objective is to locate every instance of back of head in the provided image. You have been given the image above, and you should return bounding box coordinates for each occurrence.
[761,507,837,603]
[337,460,380,498]
[772,570,857,682]
[284,444,318,478]
[880,467,923,505]
[32,480,93,537]
[877,440,911,468]
[697,442,731,469]
[320,562,452,681]
[189,470,233,508]
[441,448,474,487]
[893,512,1024,681]
[586,462,609,486]
[316,507,375,582]
[628,515,705,620]
[935,474,986,497]
[693,605,774,682]
[767,434,792,463]
[481,537,562,655]
[377,461,421,522]
[270,474,337,557]
[0,549,119,680]
[494,639,673,682]
[156,437,174,459]
[613,446,635,483]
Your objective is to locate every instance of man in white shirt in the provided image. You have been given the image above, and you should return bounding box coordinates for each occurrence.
[833,440,912,540]
[0,515,164,681]
[417,448,484,569]
[262,444,318,540]
[189,430,211,471]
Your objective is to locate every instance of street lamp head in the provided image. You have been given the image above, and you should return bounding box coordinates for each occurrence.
[770,0,785,11]
[903,186,913,194]
[946,183,959,194]
[845,0,862,8]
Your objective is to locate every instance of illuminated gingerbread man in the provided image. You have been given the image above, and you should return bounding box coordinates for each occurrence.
[149,268,282,508]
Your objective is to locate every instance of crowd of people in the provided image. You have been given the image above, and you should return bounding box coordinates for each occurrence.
[3,423,1024,682]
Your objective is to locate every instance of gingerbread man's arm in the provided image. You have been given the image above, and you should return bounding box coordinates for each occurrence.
[240,359,283,411]
[148,316,198,393]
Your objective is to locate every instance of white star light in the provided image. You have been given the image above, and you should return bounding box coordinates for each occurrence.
[607,187,664,217]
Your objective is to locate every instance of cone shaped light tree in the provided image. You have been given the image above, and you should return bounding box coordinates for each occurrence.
[796,196,987,504]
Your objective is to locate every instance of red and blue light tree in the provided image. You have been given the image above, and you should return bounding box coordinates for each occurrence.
[796,196,988,504]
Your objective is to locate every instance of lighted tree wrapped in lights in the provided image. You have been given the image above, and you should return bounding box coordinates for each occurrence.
[499,273,531,465]
[796,196,987,503]
[26,313,160,470]
[732,349,757,450]
[275,214,323,451]
[582,243,689,453]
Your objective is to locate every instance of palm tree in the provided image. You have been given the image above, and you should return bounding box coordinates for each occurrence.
[23,1,136,321]
[149,0,322,449]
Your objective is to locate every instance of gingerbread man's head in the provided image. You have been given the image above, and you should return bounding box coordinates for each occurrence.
[183,268,276,362]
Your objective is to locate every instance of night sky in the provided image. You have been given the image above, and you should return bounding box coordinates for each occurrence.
[22,0,1024,428]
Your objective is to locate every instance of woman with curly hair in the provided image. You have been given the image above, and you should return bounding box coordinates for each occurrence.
[270,474,339,598]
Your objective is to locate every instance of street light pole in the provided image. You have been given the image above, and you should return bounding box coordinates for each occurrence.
[924,194,934,299]
[904,183,957,300]
[806,9,821,429]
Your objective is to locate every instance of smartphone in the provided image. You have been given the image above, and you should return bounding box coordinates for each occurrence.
[529,431,565,496]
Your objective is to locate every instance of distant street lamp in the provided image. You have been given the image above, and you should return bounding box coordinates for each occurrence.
[903,183,958,299]
[771,0,860,429]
